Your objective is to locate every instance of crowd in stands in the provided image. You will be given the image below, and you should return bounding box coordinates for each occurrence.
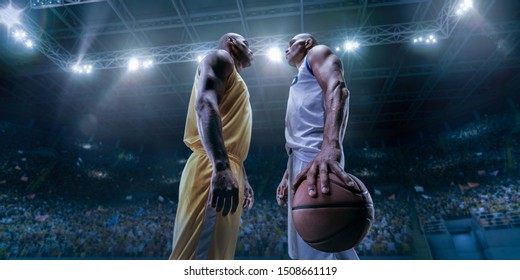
[356,190,415,257]
[415,179,520,227]
[1,107,519,259]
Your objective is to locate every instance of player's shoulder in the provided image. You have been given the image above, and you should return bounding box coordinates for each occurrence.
[309,45,334,57]
[199,49,235,77]
[203,49,234,67]
[308,45,336,64]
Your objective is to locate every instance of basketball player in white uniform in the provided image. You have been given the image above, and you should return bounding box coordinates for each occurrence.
[276,33,359,260]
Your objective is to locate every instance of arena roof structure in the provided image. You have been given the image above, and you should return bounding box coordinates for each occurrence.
[0,0,519,152]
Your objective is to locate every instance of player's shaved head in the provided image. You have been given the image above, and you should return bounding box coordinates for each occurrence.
[218,33,244,49]
[294,33,318,47]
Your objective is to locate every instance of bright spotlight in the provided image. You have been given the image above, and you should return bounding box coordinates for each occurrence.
[12,29,26,41]
[344,40,360,52]
[413,34,437,45]
[197,55,205,63]
[142,59,153,69]
[128,58,154,71]
[72,64,93,74]
[335,47,340,51]
[30,0,64,9]
[267,47,282,62]
[456,0,473,16]
[128,58,139,71]
[24,39,34,49]
[0,2,24,28]
[11,28,35,49]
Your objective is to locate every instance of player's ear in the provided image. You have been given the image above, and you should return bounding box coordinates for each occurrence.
[305,38,313,50]
[228,36,236,46]
[228,37,239,54]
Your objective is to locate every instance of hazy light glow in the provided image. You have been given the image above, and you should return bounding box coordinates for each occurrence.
[456,0,473,16]
[72,64,93,74]
[267,47,282,62]
[12,28,35,49]
[128,58,140,71]
[24,39,34,48]
[142,59,154,69]
[31,0,63,9]
[0,2,23,28]
[12,29,26,41]
[344,40,360,52]
[413,34,437,45]
[127,58,154,71]
[197,55,205,63]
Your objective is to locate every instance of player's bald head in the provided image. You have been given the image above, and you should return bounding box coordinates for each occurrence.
[293,33,318,47]
[218,33,244,49]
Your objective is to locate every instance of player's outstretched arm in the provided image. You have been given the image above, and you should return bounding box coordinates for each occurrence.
[293,46,351,197]
[195,50,239,216]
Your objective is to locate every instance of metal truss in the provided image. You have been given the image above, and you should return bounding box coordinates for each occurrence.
[402,0,497,129]
[46,0,429,40]
[60,20,442,70]
[13,55,520,102]
[30,0,107,9]
[22,13,71,70]
[22,0,462,71]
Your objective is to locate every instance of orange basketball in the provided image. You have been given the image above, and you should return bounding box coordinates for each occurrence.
[291,173,374,252]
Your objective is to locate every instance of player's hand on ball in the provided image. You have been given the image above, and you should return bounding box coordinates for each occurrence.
[276,170,289,206]
[293,146,348,197]
[243,179,254,210]
[209,168,239,216]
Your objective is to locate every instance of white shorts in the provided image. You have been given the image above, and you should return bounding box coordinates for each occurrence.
[287,150,359,260]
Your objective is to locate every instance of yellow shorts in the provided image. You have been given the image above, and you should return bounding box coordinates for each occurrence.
[170,151,244,260]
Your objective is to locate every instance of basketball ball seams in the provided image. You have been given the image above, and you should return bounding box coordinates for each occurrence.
[304,217,370,247]
[292,172,374,252]
[329,177,363,194]
[292,203,369,210]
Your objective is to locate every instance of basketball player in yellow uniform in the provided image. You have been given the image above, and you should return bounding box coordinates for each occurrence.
[170,33,255,260]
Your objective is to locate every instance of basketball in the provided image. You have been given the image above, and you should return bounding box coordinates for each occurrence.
[291,172,374,252]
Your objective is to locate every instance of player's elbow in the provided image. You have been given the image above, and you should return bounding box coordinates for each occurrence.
[330,81,349,100]
[195,94,218,117]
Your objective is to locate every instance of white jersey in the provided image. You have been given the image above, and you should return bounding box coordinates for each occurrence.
[285,54,347,164]
[285,55,326,160]
[284,55,357,260]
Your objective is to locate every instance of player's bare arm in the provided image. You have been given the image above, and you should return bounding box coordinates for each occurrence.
[195,50,239,216]
[276,169,289,206]
[242,165,254,210]
[293,45,354,197]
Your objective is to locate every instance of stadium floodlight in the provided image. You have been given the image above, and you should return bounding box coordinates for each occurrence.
[344,40,360,52]
[128,58,140,71]
[142,59,154,69]
[0,2,23,28]
[456,0,473,16]
[30,0,108,9]
[413,34,437,45]
[72,64,93,74]
[24,39,34,49]
[12,29,27,41]
[12,28,36,49]
[128,57,154,71]
[30,0,63,9]
[267,47,282,62]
